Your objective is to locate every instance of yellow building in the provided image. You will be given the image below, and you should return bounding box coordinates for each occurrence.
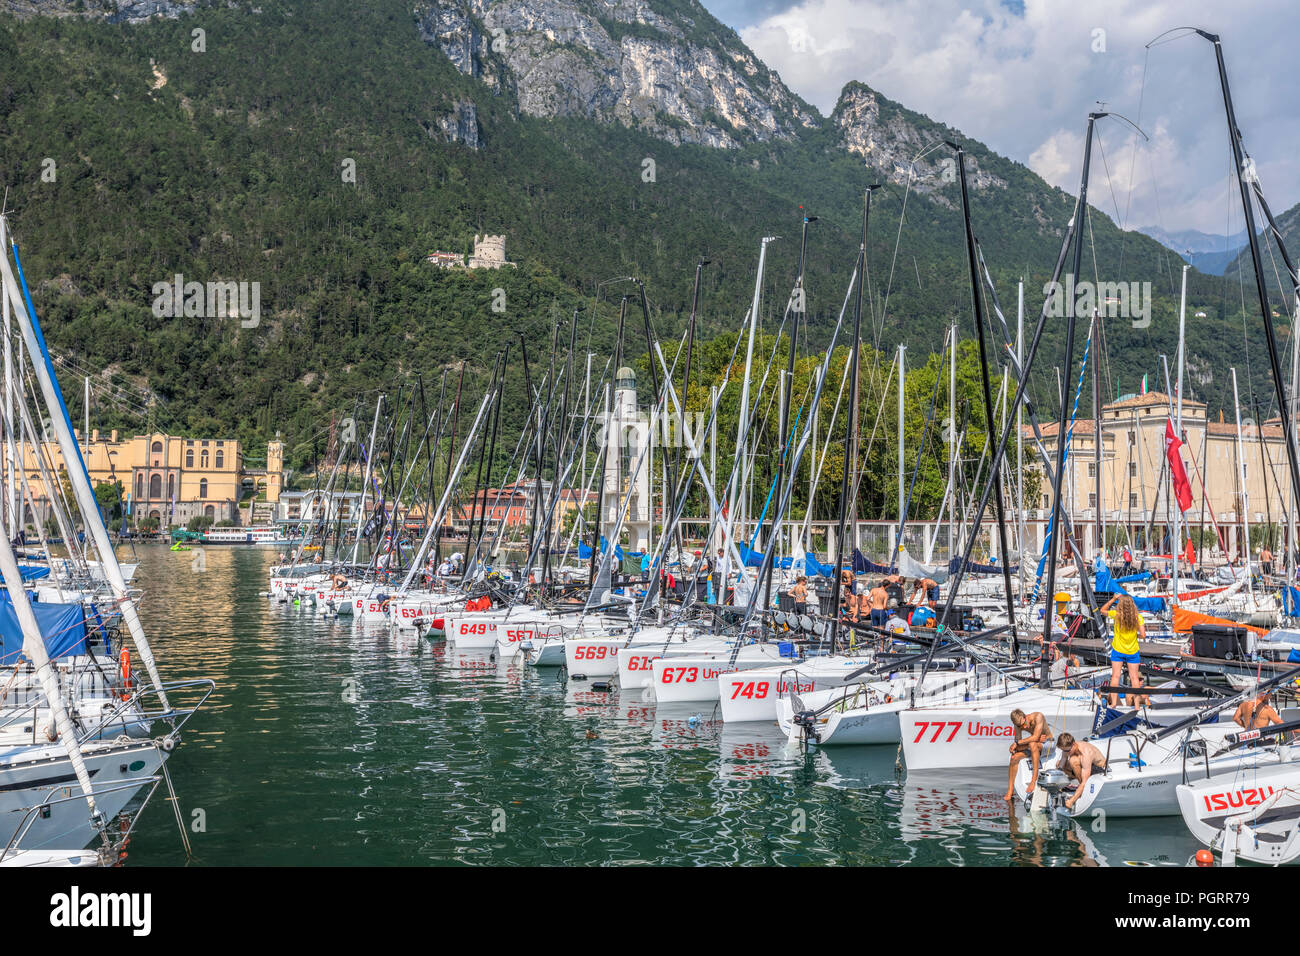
[16,430,247,528]
[1028,391,1295,557]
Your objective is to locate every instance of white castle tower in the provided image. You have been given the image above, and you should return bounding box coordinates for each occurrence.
[604,366,652,553]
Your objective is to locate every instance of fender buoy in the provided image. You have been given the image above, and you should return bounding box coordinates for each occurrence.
[119,649,132,701]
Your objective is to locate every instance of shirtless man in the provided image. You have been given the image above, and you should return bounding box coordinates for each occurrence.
[1234,688,1283,731]
[1057,733,1107,810]
[1005,709,1050,801]
[910,577,939,607]
[838,570,857,622]
[868,580,889,627]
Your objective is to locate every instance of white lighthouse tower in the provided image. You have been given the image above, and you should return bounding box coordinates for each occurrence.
[604,366,652,553]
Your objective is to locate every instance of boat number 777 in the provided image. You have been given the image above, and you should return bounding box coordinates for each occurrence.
[912,721,962,743]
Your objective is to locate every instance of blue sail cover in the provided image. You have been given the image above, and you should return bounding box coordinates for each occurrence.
[851,548,896,574]
[17,565,49,580]
[949,557,1019,575]
[1094,567,1165,613]
[733,544,796,570]
[805,552,836,578]
[0,592,88,665]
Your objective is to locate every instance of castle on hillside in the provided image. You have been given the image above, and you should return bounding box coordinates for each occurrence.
[427,234,517,270]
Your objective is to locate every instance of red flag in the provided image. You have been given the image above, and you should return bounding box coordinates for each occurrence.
[1165,418,1193,512]
[1185,539,1196,565]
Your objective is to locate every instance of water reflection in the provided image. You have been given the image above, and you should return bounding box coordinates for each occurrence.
[119,543,1195,866]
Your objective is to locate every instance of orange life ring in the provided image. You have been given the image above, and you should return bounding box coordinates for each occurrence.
[119,649,132,701]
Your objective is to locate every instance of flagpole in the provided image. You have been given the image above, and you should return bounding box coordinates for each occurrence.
[1173,265,1188,601]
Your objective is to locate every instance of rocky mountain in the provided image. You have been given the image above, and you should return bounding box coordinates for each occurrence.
[0,0,1276,465]
[2,0,196,22]
[414,0,817,148]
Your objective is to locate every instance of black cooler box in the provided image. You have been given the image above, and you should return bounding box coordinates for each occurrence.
[1189,623,1250,660]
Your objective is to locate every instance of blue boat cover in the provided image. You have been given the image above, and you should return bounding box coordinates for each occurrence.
[17,565,49,581]
[1283,586,1300,617]
[851,548,896,574]
[1115,571,1151,584]
[805,552,836,578]
[949,557,1019,575]
[1094,567,1165,613]
[0,592,88,665]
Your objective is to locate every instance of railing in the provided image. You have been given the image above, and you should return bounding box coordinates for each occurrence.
[0,776,162,865]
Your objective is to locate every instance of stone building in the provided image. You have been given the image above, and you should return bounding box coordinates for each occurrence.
[467,234,515,270]
[1027,391,1295,558]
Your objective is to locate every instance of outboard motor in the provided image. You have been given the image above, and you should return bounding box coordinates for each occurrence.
[791,709,820,752]
[1030,767,1070,814]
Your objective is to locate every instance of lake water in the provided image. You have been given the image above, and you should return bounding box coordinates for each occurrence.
[121,543,1201,866]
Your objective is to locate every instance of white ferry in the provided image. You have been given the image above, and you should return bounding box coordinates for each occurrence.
[202,526,296,545]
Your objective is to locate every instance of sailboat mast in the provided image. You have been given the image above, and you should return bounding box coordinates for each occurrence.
[1173,265,1188,597]
[897,343,906,536]
[1,215,12,533]
[1093,310,1103,556]
[765,217,813,611]
[1200,29,1300,580]
[829,186,877,653]
[950,321,957,560]
[1232,367,1252,586]
[1016,282,1025,562]
[953,144,1018,642]
[1040,112,1101,680]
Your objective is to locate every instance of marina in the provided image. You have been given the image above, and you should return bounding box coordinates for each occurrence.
[0,4,1299,930]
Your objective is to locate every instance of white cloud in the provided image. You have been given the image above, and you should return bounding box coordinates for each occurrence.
[725,0,1300,234]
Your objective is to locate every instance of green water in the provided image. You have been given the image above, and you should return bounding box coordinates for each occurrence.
[121,544,1198,866]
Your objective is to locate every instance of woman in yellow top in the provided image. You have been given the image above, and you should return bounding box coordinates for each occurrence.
[1100,595,1147,708]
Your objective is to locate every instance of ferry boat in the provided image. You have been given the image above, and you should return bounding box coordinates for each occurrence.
[185,526,297,546]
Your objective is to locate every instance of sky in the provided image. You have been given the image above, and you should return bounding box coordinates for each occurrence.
[701,0,1299,240]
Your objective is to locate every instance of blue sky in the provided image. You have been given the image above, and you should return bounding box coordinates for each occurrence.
[701,0,1299,236]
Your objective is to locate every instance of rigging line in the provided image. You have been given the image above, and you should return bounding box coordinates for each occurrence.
[1094,133,1128,259]
[1120,46,1152,246]
[1141,146,1179,298]
[846,351,897,526]
[879,147,946,347]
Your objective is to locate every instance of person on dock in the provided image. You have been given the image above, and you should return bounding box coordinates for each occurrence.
[789,576,809,615]
[884,575,905,608]
[1005,709,1050,801]
[868,579,889,627]
[838,569,858,622]
[1234,686,1283,731]
[1121,546,1133,575]
[1261,547,1274,577]
[909,577,939,608]
[1056,733,1107,810]
[1100,594,1146,708]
